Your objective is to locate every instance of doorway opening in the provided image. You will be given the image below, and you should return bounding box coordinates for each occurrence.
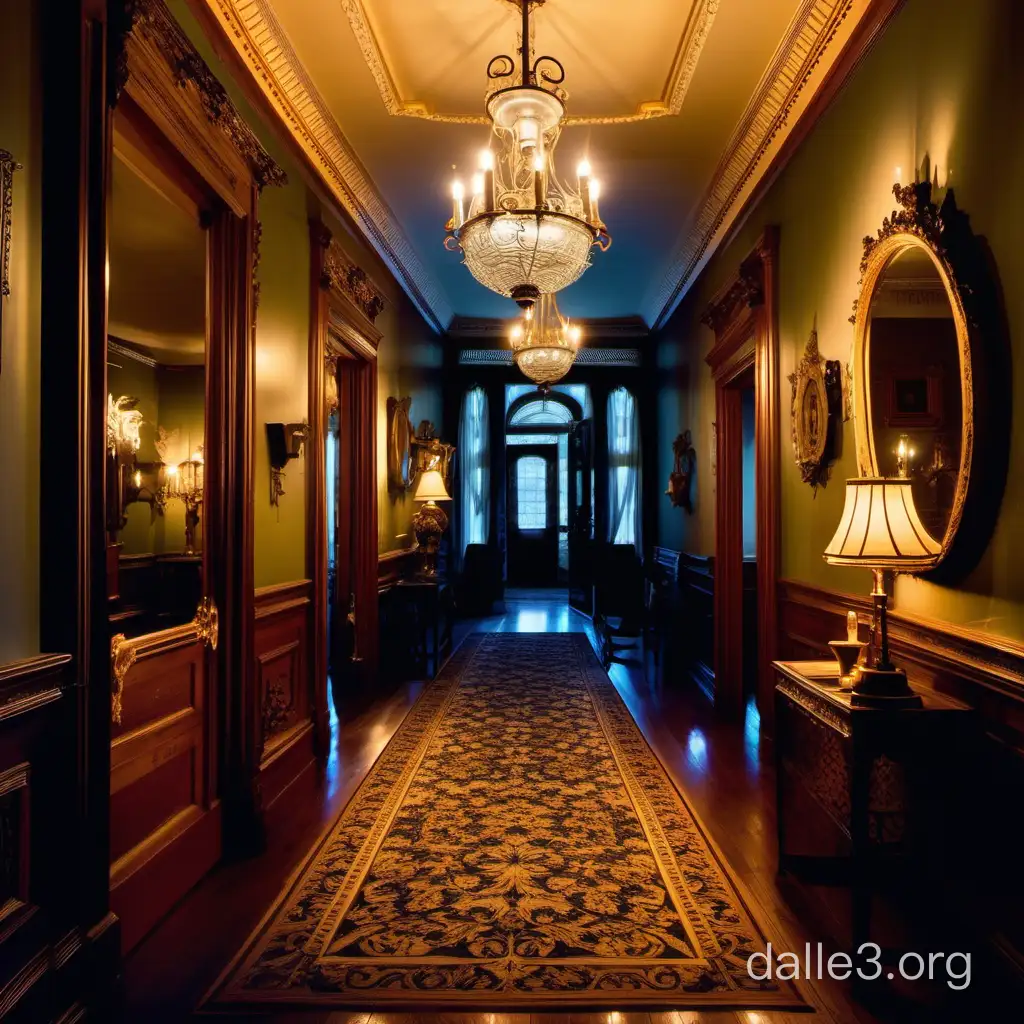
[504,385,590,588]
[105,111,220,954]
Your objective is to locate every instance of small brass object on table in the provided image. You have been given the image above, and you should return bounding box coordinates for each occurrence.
[828,640,867,691]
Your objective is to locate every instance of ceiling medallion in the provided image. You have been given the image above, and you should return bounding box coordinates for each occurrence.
[509,291,580,386]
[443,0,611,309]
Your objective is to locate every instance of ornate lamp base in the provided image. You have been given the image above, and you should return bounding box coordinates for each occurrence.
[412,500,449,577]
[851,665,923,708]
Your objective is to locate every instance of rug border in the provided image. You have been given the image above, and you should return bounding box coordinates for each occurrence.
[199,631,811,1014]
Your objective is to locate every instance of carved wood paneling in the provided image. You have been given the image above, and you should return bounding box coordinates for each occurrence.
[254,580,314,822]
[0,654,80,1018]
[109,634,219,953]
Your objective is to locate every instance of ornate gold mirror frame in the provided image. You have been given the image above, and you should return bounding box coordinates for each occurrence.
[0,149,21,375]
[850,181,1009,578]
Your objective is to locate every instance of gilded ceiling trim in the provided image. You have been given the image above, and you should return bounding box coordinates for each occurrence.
[648,0,861,329]
[199,0,452,332]
[341,0,720,125]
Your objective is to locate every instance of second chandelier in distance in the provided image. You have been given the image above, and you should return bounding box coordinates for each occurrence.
[444,0,611,309]
[510,291,581,386]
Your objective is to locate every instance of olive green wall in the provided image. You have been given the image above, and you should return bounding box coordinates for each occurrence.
[0,0,41,662]
[655,0,1024,641]
[168,2,444,588]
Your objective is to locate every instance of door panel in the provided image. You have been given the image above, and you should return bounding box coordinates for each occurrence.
[569,418,594,613]
[108,612,219,952]
[106,121,221,954]
[507,445,558,586]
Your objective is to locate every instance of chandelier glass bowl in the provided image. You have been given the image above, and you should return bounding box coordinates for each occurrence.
[444,0,611,308]
[510,291,581,385]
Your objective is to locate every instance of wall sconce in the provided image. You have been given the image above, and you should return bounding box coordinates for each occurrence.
[266,421,309,506]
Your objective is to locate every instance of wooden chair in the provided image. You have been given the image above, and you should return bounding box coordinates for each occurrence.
[593,544,647,668]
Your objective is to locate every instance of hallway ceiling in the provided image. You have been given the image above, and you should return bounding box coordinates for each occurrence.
[200,0,881,332]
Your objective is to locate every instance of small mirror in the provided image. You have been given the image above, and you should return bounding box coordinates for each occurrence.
[865,244,962,543]
[106,149,207,638]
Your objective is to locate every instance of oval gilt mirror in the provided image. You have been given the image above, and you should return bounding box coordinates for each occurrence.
[851,182,1009,577]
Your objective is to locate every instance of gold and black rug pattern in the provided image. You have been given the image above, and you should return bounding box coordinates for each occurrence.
[206,633,802,1009]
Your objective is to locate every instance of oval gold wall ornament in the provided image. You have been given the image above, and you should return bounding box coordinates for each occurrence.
[849,180,1009,579]
[788,327,848,491]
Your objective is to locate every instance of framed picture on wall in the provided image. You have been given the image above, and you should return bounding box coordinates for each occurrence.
[886,371,942,428]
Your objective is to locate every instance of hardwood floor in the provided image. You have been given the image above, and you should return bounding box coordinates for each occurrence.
[121,590,976,1022]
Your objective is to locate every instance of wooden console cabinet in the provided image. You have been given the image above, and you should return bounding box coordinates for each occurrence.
[774,659,973,956]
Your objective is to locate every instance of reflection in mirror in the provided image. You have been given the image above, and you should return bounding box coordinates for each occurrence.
[106,149,207,639]
[867,245,962,543]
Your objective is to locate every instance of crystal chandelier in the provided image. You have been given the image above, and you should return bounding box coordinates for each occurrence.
[510,291,581,385]
[444,0,611,308]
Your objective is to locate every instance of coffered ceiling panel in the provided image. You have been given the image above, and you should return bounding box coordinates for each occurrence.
[344,0,715,123]
[201,0,883,331]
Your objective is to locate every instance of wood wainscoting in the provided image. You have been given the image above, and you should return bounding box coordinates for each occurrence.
[778,578,1024,980]
[0,654,118,1020]
[254,580,316,833]
[650,548,716,701]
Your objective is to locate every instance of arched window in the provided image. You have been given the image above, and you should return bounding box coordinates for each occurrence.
[508,398,575,427]
[608,387,641,553]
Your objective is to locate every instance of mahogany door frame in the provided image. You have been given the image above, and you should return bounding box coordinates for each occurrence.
[104,0,284,874]
[308,220,385,752]
[703,227,780,726]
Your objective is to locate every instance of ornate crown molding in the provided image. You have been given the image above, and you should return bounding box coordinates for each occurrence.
[197,0,452,333]
[650,0,869,329]
[316,228,387,325]
[340,0,719,126]
[114,0,286,191]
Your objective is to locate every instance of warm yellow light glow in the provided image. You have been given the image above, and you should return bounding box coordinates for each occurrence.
[894,166,902,183]
[511,325,523,340]
[824,478,941,568]
[133,470,142,488]
[577,159,592,178]
[590,179,602,201]
[524,307,533,321]
[191,450,204,463]
[451,179,465,201]
[533,153,545,173]
[569,325,582,345]
[472,173,484,196]
[479,149,494,170]
[166,464,178,477]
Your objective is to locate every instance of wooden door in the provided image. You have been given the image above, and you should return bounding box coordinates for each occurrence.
[507,445,559,586]
[105,120,224,953]
[568,418,594,612]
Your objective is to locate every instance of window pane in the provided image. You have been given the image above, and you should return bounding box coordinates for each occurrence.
[509,398,574,426]
[516,456,547,529]
[507,432,558,445]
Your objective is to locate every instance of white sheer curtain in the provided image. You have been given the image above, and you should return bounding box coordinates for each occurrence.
[457,387,490,566]
[607,387,641,554]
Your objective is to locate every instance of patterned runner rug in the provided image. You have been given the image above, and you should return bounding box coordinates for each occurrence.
[203,633,804,1011]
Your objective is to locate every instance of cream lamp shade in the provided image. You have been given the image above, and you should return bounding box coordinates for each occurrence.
[824,477,941,571]
[413,469,451,503]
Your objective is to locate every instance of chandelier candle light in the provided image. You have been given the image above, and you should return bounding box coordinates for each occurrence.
[510,291,581,385]
[444,0,611,308]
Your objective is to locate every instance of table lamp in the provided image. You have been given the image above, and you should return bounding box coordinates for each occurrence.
[411,468,451,577]
[823,477,940,707]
